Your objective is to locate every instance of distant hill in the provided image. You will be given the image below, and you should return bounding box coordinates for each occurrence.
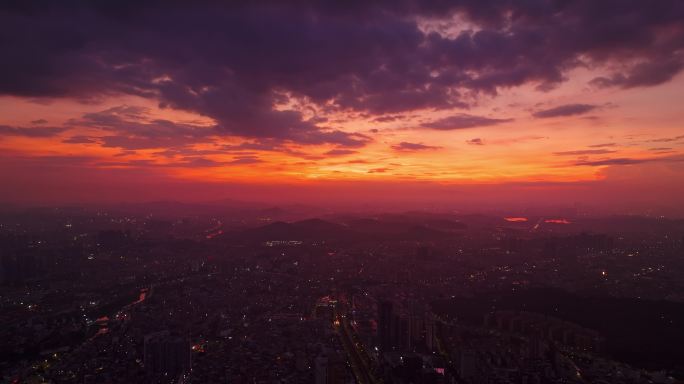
[216,216,464,243]
[218,218,354,242]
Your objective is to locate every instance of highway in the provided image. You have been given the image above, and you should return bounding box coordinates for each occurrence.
[334,305,382,384]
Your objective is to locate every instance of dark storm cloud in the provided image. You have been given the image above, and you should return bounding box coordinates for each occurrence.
[422,114,512,130]
[391,142,441,151]
[1,0,683,144]
[533,104,598,118]
[0,125,67,137]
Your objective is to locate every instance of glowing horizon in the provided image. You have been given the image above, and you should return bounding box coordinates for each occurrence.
[1,2,683,212]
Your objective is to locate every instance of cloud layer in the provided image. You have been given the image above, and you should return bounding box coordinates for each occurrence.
[0,1,683,210]
[1,0,682,146]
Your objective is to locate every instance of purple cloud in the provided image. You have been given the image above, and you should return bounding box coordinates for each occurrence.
[0,125,67,137]
[368,167,390,173]
[0,1,682,147]
[372,115,405,123]
[554,149,617,156]
[391,141,441,151]
[227,156,263,165]
[591,59,684,88]
[325,149,358,156]
[588,143,616,148]
[422,114,512,130]
[574,158,647,166]
[72,106,217,150]
[649,147,673,151]
[63,135,97,144]
[533,104,598,118]
[650,135,684,143]
[574,156,684,166]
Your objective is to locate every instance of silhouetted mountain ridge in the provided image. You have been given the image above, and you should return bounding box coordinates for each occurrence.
[217,216,463,243]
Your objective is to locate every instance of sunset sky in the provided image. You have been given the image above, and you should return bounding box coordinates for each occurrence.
[1,1,683,212]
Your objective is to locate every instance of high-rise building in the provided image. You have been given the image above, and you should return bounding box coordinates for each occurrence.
[424,311,436,352]
[459,349,478,380]
[399,315,412,350]
[315,352,346,384]
[143,331,192,382]
[378,300,394,350]
[315,355,328,384]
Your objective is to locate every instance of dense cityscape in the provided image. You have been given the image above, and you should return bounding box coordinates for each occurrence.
[1,203,683,383]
